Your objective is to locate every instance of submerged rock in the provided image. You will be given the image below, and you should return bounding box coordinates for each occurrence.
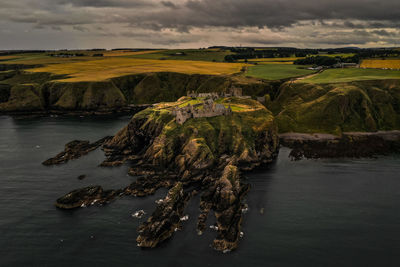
[77,174,86,180]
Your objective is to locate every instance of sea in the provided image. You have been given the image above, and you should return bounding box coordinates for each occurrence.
[1,115,399,267]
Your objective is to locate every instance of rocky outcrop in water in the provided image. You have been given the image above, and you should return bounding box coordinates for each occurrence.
[136,183,191,248]
[42,136,113,165]
[55,186,122,209]
[280,131,400,160]
[198,164,250,252]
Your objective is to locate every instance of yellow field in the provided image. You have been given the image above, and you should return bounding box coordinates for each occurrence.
[361,59,400,69]
[28,57,245,82]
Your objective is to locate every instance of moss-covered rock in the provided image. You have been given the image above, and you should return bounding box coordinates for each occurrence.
[104,97,279,172]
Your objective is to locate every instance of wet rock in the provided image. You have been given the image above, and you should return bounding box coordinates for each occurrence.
[136,183,191,248]
[132,210,146,219]
[43,136,113,165]
[124,175,174,197]
[55,186,120,209]
[197,165,250,252]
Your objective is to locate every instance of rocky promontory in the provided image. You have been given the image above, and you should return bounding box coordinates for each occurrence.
[42,136,113,165]
[54,96,280,252]
[280,131,400,160]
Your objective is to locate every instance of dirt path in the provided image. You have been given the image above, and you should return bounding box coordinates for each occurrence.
[292,69,325,82]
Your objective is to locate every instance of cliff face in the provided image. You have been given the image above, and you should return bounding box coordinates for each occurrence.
[104,98,279,172]
[267,79,400,134]
[0,84,43,112]
[0,70,276,113]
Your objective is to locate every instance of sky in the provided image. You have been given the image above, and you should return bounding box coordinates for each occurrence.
[0,0,399,50]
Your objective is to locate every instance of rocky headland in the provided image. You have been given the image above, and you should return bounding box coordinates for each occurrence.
[52,96,279,252]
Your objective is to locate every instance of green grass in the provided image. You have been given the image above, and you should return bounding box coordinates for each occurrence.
[246,64,315,80]
[267,80,400,134]
[129,49,233,62]
[302,68,400,83]
[178,99,203,107]
[316,53,356,58]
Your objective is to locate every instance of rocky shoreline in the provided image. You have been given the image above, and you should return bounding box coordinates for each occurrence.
[280,131,400,160]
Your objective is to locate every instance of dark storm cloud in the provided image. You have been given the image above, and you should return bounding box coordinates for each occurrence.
[0,0,399,48]
[161,1,178,9]
[121,0,400,30]
[56,0,154,8]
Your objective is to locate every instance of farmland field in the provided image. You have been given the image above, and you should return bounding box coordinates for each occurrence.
[246,64,315,80]
[27,57,245,82]
[361,59,400,69]
[301,68,400,83]
[129,49,233,62]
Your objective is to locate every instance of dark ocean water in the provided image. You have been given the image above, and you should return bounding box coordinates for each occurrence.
[1,115,400,267]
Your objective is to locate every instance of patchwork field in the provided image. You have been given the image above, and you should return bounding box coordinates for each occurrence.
[246,64,315,80]
[361,59,400,69]
[301,68,400,83]
[28,57,245,82]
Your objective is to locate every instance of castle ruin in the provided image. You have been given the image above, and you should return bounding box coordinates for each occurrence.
[172,99,232,125]
[186,86,246,99]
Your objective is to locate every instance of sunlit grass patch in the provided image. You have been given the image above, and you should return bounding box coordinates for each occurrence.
[301,68,400,83]
[246,64,315,80]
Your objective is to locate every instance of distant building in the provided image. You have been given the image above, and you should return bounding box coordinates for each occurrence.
[333,63,359,68]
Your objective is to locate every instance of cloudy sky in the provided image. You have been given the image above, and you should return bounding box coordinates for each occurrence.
[0,0,399,49]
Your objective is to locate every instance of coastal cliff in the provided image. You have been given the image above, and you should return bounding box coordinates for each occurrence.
[0,70,273,114]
